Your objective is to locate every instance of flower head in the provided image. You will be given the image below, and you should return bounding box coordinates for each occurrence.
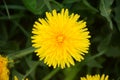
[0,55,9,80]
[32,9,90,68]
[80,74,109,80]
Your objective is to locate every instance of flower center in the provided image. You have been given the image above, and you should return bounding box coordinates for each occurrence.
[56,35,65,43]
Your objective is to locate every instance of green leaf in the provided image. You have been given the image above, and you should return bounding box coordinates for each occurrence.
[64,62,84,80]
[99,0,114,30]
[114,0,120,32]
[97,34,112,52]
[70,1,98,16]
[44,0,52,11]
[50,1,63,11]
[105,47,120,58]
[82,0,98,13]
[22,0,47,15]
[12,69,24,80]
[85,54,103,68]
[63,0,80,4]
[24,55,38,80]
[86,59,102,68]
[8,47,35,59]
[0,41,20,54]
[42,68,60,80]
[0,5,26,10]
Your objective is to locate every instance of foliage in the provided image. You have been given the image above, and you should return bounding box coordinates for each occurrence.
[0,0,120,80]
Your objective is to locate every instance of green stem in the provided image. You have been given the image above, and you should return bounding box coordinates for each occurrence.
[83,0,98,13]
[42,68,60,80]
[23,61,40,79]
[0,5,26,10]
[51,0,63,8]
[85,50,106,63]
[44,0,52,11]
[3,0,10,19]
[9,47,35,59]
[91,50,106,59]
[12,20,30,37]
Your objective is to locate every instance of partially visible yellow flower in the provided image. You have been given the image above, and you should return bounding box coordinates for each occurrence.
[14,76,29,80]
[80,74,109,80]
[0,55,9,80]
[32,9,90,68]
[14,76,18,80]
[23,78,29,80]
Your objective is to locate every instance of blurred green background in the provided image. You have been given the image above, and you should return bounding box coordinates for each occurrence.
[0,0,120,80]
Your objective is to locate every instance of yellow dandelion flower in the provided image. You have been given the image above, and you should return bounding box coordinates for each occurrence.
[32,9,90,68]
[80,74,109,80]
[0,55,9,80]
